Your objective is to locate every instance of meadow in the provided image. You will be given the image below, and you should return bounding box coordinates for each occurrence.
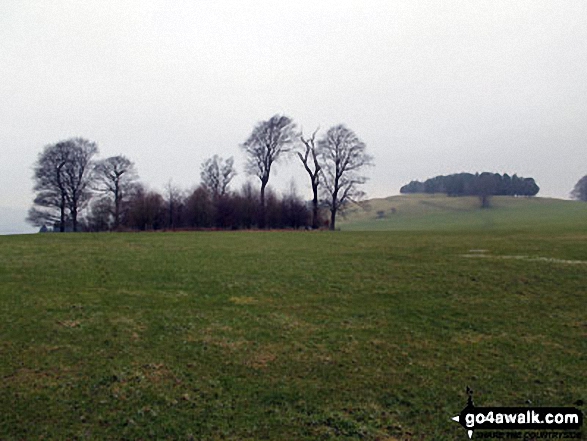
[339,194,587,231]
[0,196,585,439]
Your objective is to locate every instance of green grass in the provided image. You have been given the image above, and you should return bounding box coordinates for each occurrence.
[339,194,587,231]
[0,209,586,439]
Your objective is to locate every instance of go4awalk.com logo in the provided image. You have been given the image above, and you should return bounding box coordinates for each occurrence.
[451,388,583,439]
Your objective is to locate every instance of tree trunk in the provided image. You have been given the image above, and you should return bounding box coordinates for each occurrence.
[311,183,319,229]
[480,195,491,209]
[114,199,120,230]
[60,195,66,232]
[330,208,336,231]
[114,182,120,230]
[330,181,339,231]
[259,181,267,229]
[72,207,78,232]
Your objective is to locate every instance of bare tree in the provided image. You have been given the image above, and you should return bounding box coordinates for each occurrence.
[571,175,587,201]
[28,142,71,231]
[185,186,214,228]
[297,128,322,229]
[94,155,138,229]
[126,184,165,231]
[200,155,236,199]
[28,138,98,232]
[62,138,99,232]
[318,125,373,230]
[241,115,297,228]
[164,180,184,229]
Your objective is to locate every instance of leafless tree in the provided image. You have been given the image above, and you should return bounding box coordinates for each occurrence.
[297,128,322,229]
[28,138,98,232]
[62,138,99,232]
[164,180,184,229]
[28,142,70,231]
[200,155,236,199]
[318,125,373,230]
[185,186,214,228]
[94,155,138,229]
[126,184,165,231]
[241,114,297,228]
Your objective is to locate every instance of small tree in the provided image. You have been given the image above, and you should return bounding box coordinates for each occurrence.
[126,185,165,231]
[241,115,297,228]
[318,125,373,230]
[571,175,587,201]
[185,186,214,228]
[474,172,499,208]
[281,181,311,229]
[235,182,260,229]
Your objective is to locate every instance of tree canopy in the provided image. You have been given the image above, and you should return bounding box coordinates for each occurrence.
[570,175,587,201]
[28,138,98,232]
[400,173,539,197]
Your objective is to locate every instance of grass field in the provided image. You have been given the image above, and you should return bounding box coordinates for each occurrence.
[339,194,587,231]
[0,197,586,439]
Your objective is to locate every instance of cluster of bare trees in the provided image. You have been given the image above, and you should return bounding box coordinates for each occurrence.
[28,139,140,232]
[28,115,372,232]
[241,115,373,230]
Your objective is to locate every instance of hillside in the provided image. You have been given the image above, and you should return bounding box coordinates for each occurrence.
[338,194,587,231]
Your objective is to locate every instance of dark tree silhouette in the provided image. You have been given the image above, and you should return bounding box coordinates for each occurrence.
[474,172,499,208]
[297,128,322,229]
[241,115,297,228]
[28,142,70,231]
[164,180,184,230]
[94,155,138,229]
[318,125,373,230]
[400,172,540,199]
[126,185,165,231]
[184,186,214,228]
[61,138,98,232]
[28,138,98,232]
[571,175,587,201]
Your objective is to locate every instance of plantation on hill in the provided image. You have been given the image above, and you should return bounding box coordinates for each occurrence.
[339,194,587,231]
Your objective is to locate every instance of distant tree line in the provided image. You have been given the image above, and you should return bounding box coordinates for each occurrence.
[28,115,373,232]
[400,172,539,208]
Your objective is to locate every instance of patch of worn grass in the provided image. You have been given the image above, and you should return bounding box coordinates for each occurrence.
[0,228,585,439]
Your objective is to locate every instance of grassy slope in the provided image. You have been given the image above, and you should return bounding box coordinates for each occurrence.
[0,226,585,440]
[339,194,587,231]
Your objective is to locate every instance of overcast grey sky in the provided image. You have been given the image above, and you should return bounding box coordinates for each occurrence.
[1,0,586,219]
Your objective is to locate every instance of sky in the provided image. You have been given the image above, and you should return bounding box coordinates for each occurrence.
[1,0,586,231]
